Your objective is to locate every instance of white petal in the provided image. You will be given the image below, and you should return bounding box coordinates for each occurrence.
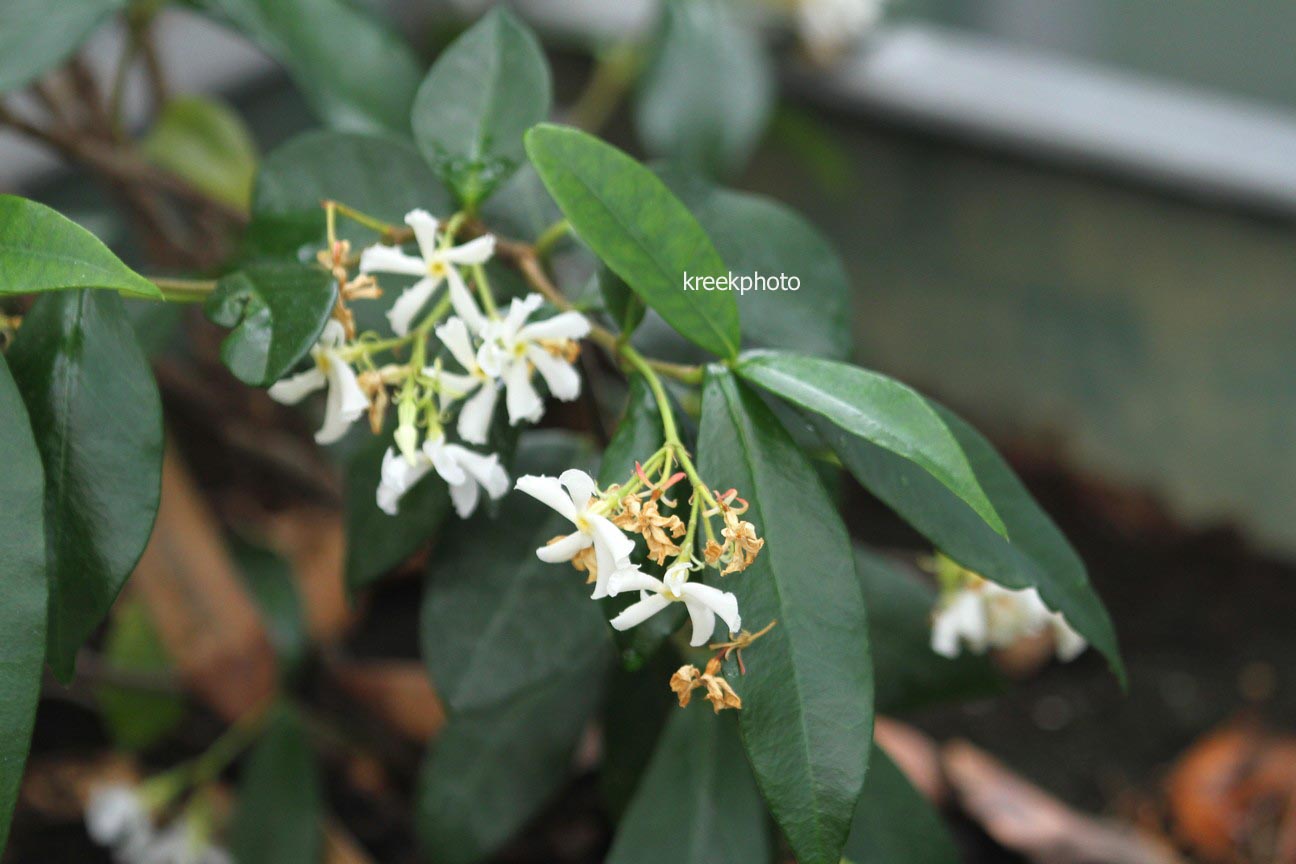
[448,477,481,518]
[515,474,578,521]
[446,266,486,332]
[436,317,480,373]
[526,345,581,401]
[536,530,592,563]
[424,436,467,486]
[439,233,496,265]
[517,311,591,343]
[606,569,663,597]
[86,785,148,846]
[267,367,326,405]
[316,354,367,444]
[679,582,741,634]
[1052,617,1088,662]
[386,276,440,336]
[457,381,498,444]
[446,446,509,499]
[503,362,544,425]
[609,593,671,631]
[359,244,426,277]
[588,514,634,599]
[559,469,598,511]
[681,597,717,647]
[404,208,440,261]
[317,319,347,347]
[502,293,544,338]
[377,447,432,514]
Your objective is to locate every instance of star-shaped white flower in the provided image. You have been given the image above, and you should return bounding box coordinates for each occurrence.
[931,579,1087,662]
[514,469,637,599]
[608,562,742,647]
[450,284,589,426]
[267,319,367,444]
[376,435,509,519]
[86,784,151,852]
[434,315,499,445]
[358,209,496,336]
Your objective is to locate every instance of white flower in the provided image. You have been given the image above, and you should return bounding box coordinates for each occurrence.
[134,819,230,864]
[86,784,151,852]
[434,315,499,445]
[608,562,742,647]
[930,579,1087,662]
[797,0,885,62]
[451,284,590,426]
[267,320,367,444]
[514,469,638,599]
[358,209,495,336]
[376,435,508,519]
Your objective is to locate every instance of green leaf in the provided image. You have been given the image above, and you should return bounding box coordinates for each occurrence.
[736,351,1007,537]
[600,651,677,818]
[142,96,258,210]
[606,706,770,864]
[416,656,606,864]
[422,432,608,712]
[823,397,1125,683]
[0,353,46,852]
[204,263,336,387]
[231,538,307,677]
[524,124,739,359]
[599,268,647,336]
[855,547,999,713]
[345,424,450,592]
[697,368,872,864]
[8,289,163,681]
[96,597,185,751]
[0,0,122,92]
[660,173,852,360]
[843,744,959,864]
[412,8,551,207]
[597,375,681,667]
[198,0,420,132]
[230,707,323,864]
[0,196,160,299]
[636,0,773,177]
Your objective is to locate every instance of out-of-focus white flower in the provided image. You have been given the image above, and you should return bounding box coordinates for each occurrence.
[930,577,1087,662]
[132,818,230,864]
[376,436,508,519]
[434,315,499,445]
[514,469,638,599]
[358,209,496,336]
[797,0,885,62]
[268,320,367,444]
[86,784,152,853]
[608,562,742,647]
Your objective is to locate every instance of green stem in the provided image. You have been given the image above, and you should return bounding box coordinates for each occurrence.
[567,41,641,134]
[533,219,570,259]
[471,263,498,318]
[327,200,399,237]
[147,277,217,303]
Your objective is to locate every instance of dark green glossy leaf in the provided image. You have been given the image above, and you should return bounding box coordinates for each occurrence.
[598,268,646,336]
[96,597,184,751]
[737,351,1006,536]
[0,196,160,299]
[142,96,258,210]
[820,398,1124,683]
[8,290,163,681]
[607,706,770,864]
[345,424,450,592]
[422,433,607,712]
[415,656,606,864]
[230,707,323,864]
[661,174,852,360]
[413,8,551,207]
[231,538,307,677]
[697,368,872,864]
[524,124,738,359]
[842,745,958,864]
[600,651,677,818]
[597,375,681,667]
[855,547,999,713]
[0,353,46,852]
[204,262,336,387]
[198,0,420,132]
[0,0,121,92]
[636,0,773,177]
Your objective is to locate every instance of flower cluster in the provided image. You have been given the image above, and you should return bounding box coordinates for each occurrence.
[266,207,587,520]
[86,784,230,864]
[927,554,1087,662]
[516,454,773,710]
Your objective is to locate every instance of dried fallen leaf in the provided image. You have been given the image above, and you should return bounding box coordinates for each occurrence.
[260,505,353,644]
[943,739,1184,864]
[874,716,948,806]
[132,442,277,721]
[328,658,445,743]
[18,753,139,821]
[325,821,376,864]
